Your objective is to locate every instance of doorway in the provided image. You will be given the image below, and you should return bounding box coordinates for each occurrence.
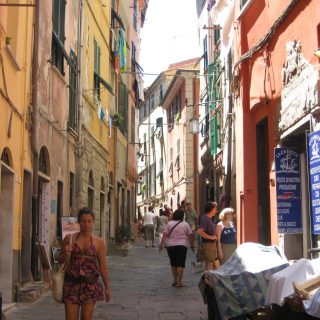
[256,118,271,245]
[21,170,32,282]
[0,162,14,302]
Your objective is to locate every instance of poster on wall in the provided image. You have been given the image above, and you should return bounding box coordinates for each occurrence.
[308,130,320,234]
[61,217,80,240]
[275,147,302,233]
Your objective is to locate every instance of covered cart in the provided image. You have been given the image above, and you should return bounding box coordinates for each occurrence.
[199,242,289,320]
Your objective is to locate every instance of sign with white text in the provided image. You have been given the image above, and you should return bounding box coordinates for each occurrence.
[308,130,320,234]
[275,148,302,233]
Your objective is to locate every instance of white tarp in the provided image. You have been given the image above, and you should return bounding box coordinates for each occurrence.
[265,258,320,318]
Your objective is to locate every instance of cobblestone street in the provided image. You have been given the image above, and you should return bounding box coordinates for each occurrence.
[6,239,207,320]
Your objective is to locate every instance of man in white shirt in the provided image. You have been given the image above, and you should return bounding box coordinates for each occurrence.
[143,206,156,247]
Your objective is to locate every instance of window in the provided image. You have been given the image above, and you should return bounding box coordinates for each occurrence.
[240,0,249,9]
[150,126,155,147]
[131,107,135,144]
[1,147,12,167]
[68,51,77,130]
[151,94,154,109]
[203,35,208,70]
[118,82,128,135]
[133,0,137,31]
[94,39,101,100]
[57,181,63,240]
[6,0,19,57]
[131,41,136,73]
[52,0,66,74]
[69,172,75,209]
[159,84,163,100]
[175,139,180,170]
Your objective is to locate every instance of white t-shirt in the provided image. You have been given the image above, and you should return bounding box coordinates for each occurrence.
[144,211,155,225]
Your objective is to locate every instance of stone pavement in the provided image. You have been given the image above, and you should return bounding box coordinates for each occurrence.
[5,239,208,320]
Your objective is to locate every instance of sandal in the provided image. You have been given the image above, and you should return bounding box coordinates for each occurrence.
[174,284,185,287]
[171,283,177,287]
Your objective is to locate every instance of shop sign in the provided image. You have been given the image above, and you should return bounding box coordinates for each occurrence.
[275,148,302,233]
[308,130,320,234]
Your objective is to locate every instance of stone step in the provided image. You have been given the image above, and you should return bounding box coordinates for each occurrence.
[2,303,16,320]
[17,282,48,303]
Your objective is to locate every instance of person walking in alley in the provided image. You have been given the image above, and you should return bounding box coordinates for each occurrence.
[185,202,198,233]
[143,206,156,247]
[159,209,195,287]
[155,209,168,245]
[196,201,219,271]
[216,207,237,264]
[163,203,173,220]
[57,207,110,320]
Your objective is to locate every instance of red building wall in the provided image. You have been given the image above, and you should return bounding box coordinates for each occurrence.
[234,0,320,245]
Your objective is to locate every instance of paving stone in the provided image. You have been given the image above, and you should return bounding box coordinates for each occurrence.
[6,240,207,320]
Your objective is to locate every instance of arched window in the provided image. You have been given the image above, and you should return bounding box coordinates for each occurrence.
[1,147,12,167]
[39,146,50,175]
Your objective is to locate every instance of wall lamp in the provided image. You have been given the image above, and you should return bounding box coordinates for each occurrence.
[314,48,320,58]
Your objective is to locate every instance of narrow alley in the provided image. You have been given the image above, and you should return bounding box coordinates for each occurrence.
[5,240,207,320]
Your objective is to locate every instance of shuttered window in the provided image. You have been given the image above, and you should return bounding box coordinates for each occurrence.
[51,0,67,74]
[94,39,101,100]
[118,82,128,135]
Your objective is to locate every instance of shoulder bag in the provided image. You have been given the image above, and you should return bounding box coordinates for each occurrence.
[52,234,72,303]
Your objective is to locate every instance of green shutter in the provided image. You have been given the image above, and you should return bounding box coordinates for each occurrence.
[208,62,221,155]
[118,83,128,134]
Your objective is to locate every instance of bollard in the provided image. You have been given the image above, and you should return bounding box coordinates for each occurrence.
[0,291,2,320]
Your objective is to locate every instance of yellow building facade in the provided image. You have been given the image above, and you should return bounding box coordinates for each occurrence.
[79,0,113,239]
[0,1,34,302]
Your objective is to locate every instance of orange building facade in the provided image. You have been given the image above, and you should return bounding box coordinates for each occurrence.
[234,0,320,259]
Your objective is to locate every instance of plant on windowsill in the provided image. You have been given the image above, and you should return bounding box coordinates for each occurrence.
[112,112,123,127]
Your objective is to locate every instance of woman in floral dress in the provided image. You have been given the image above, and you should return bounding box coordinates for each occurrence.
[57,207,110,320]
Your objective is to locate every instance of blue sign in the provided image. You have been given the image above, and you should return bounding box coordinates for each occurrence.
[308,130,320,234]
[275,148,302,233]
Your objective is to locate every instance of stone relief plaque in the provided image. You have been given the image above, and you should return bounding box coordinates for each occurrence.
[279,39,319,133]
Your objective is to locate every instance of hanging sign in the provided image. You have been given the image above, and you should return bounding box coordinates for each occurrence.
[275,148,302,233]
[308,130,320,234]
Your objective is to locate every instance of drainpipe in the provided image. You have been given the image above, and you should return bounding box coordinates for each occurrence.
[31,0,40,280]
[225,51,233,207]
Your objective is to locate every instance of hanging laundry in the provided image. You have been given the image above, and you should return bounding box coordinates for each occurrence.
[108,115,113,137]
[110,28,117,52]
[105,108,109,125]
[118,28,126,72]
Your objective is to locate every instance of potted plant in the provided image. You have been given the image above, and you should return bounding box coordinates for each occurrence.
[115,225,132,251]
